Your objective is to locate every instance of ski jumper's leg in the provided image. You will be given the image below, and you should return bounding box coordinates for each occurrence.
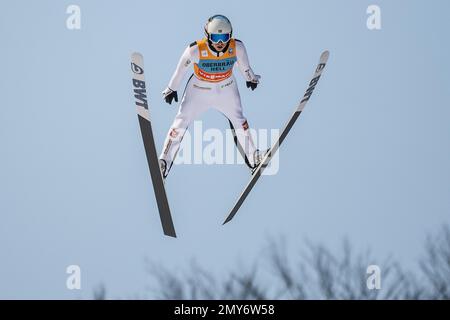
[159,77,210,171]
[227,119,252,169]
[214,78,257,167]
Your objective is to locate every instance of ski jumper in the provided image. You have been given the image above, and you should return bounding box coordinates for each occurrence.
[160,38,258,169]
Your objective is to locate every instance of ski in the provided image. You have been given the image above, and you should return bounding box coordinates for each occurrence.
[223,50,330,225]
[130,52,176,237]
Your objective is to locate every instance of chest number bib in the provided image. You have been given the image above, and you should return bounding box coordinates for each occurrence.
[194,39,237,82]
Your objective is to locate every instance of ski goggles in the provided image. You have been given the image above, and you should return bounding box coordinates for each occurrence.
[209,33,231,44]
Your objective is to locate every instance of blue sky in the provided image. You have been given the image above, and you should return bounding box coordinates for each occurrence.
[1,0,449,298]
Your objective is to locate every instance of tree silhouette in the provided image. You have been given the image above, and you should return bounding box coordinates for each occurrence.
[95,224,450,300]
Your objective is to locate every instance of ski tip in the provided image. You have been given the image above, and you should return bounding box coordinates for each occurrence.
[131,52,143,60]
[320,50,330,62]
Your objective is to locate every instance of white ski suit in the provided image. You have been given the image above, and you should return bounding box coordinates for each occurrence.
[159,38,260,171]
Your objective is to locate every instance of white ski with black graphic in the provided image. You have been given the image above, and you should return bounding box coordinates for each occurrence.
[223,51,330,225]
[131,52,176,237]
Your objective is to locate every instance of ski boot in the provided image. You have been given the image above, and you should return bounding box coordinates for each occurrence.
[251,149,270,174]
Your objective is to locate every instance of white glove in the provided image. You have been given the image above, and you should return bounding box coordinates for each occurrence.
[162,87,178,105]
[245,69,261,84]
[245,69,261,91]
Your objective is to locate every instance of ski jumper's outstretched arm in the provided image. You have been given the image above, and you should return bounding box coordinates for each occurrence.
[162,43,199,104]
[235,40,260,90]
[168,45,198,88]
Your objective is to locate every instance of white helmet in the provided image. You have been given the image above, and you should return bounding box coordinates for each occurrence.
[204,15,233,44]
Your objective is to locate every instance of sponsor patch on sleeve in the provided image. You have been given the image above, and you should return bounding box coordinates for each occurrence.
[170,128,179,138]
